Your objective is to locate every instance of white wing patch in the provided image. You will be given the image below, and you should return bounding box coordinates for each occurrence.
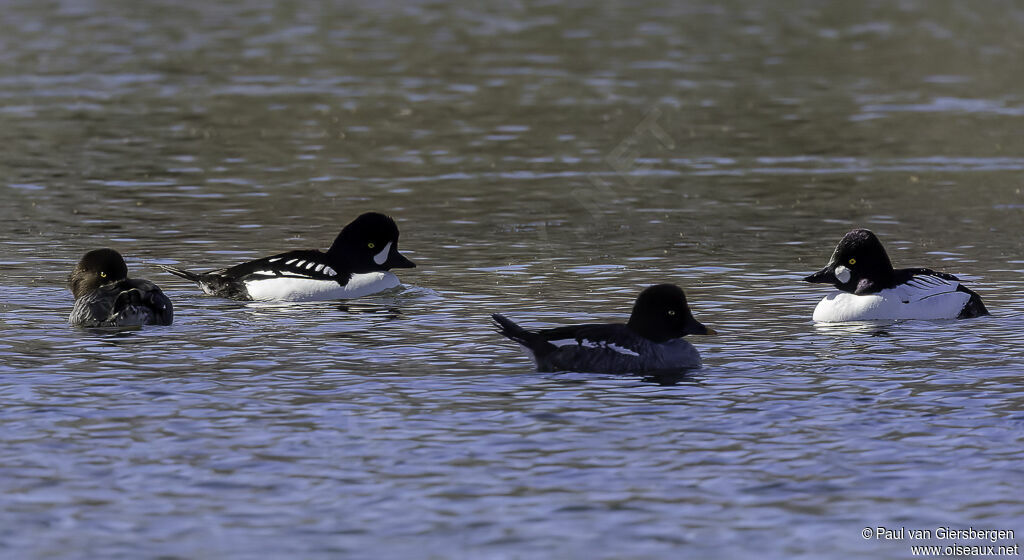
[548,338,640,356]
[268,258,281,263]
[286,259,298,265]
[606,343,641,357]
[324,266,337,277]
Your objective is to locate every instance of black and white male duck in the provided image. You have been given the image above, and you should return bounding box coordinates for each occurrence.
[804,229,988,321]
[159,212,415,302]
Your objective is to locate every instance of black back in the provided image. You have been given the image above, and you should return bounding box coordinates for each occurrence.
[223,250,344,281]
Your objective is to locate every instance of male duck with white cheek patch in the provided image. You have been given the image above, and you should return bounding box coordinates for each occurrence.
[804,229,988,322]
[159,212,415,302]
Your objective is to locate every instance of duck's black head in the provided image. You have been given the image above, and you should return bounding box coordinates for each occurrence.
[804,228,895,294]
[69,248,128,299]
[328,212,416,272]
[626,283,715,342]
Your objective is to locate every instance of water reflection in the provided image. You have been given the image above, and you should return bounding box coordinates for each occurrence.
[812,321,895,337]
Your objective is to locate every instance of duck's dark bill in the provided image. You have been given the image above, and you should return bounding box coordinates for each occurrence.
[686,318,716,336]
[804,266,837,284]
[387,251,416,269]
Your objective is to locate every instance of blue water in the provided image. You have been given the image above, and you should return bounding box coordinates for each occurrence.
[2,1,1024,558]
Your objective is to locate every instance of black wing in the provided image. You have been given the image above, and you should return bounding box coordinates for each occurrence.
[536,323,633,346]
[537,323,651,373]
[117,279,174,325]
[895,267,988,318]
[894,267,960,283]
[492,318,636,354]
[536,323,646,359]
[222,250,344,282]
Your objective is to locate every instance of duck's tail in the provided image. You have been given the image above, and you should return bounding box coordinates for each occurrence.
[157,264,204,285]
[957,286,990,319]
[491,313,534,345]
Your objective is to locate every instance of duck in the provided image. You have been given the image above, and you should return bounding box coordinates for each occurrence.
[159,212,415,302]
[804,228,988,321]
[492,284,715,374]
[68,248,173,327]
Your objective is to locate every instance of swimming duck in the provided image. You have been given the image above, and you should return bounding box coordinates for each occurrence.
[493,284,715,373]
[805,229,988,321]
[69,248,173,327]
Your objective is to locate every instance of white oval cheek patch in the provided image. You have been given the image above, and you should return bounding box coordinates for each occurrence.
[373,242,392,265]
[834,265,851,283]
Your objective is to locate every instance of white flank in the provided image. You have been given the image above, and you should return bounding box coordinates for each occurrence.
[373,242,392,265]
[834,265,851,284]
[244,272,400,302]
[812,275,969,322]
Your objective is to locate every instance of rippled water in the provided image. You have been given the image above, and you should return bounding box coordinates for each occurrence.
[2,1,1024,558]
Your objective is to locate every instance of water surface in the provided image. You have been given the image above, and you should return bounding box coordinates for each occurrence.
[2,1,1024,558]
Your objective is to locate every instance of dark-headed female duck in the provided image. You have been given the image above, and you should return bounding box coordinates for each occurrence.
[69,248,173,327]
[492,283,715,374]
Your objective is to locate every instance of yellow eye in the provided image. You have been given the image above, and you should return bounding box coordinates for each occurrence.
[99,271,107,278]
[848,258,856,265]
[367,242,375,249]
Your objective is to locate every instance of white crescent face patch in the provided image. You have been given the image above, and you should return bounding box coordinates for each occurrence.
[373,242,392,265]
[834,265,851,283]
